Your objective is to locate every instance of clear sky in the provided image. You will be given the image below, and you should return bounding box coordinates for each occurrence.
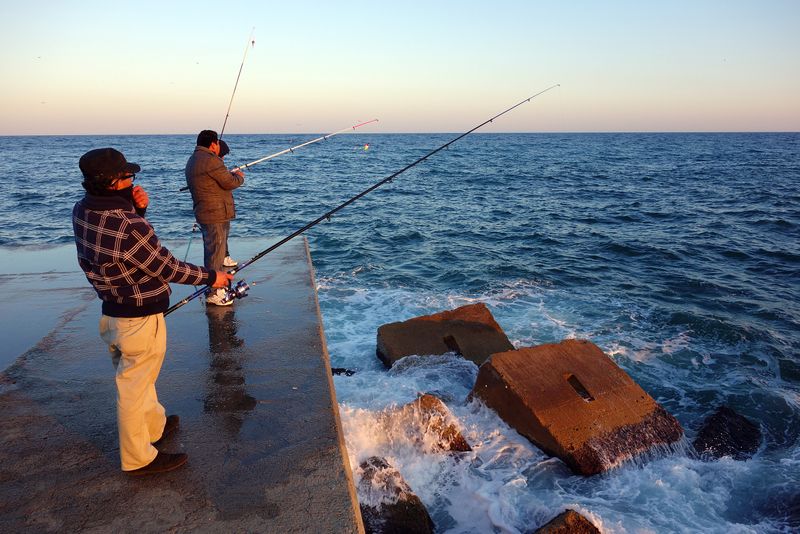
[0,0,797,134]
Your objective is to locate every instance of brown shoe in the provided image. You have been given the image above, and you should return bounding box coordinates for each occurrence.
[126,452,188,476]
[152,415,180,446]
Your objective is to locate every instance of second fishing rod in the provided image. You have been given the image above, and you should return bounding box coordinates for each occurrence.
[178,119,378,192]
[166,85,560,316]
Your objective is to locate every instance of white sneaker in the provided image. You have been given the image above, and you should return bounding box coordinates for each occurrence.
[223,256,238,268]
[206,288,233,306]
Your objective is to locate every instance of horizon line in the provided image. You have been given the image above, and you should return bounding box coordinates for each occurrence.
[1,130,798,137]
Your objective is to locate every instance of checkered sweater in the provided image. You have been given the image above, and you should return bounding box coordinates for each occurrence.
[73,193,215,317]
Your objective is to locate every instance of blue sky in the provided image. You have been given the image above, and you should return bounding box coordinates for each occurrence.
[0,0,797,134]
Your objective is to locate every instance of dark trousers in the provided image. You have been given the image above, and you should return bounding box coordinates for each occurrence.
[199,222,230,272]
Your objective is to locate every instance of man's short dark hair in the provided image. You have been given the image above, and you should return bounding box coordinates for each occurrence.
[196,130,219,148]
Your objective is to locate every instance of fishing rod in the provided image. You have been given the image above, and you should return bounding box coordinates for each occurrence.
[232,119,379,172]
[220,28,255,140]
[166,84,560,316]
[178,118,378,192]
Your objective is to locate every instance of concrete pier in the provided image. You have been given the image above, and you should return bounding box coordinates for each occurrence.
[0,237,364,533]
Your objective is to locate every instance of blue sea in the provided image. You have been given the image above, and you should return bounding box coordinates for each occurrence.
[2,132,799,532]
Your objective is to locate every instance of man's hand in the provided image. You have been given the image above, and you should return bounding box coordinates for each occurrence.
[211,271,234,288]
[132,185,149,209]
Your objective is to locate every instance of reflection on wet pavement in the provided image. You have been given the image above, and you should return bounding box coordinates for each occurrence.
[204,306,257,436]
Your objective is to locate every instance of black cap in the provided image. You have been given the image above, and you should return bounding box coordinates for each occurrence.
[79,148,141,179]
[219,139,230,158]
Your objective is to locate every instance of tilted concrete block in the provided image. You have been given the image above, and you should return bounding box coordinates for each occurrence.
[376,303,514,367]
[533,509,600,534]
[472,339,684,475]
[357,456,435,534]
[380,394,471,453]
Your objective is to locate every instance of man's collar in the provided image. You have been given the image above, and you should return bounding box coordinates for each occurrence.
[195,145,217,156]
[80,192,134,211]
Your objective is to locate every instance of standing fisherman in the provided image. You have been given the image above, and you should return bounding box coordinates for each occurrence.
[185,130,245,306]
[72,148,233,475]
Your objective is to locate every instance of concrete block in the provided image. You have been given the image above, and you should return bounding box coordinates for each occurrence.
[382,394,471,453]
[472,339,684,475]
[533,509,600,534]
[376,303,514,367]
[357,456,434,534]
[693,405,761,460]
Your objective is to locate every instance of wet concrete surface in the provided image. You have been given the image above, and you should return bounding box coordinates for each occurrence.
[0,237,364,533]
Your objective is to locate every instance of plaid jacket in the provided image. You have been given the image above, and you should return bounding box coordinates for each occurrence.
[73,193,215,317]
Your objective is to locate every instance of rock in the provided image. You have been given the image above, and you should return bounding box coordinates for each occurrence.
[532,510,600,534]
[357,456,435,534]
[693,405,761,460]
[381,394,471,452]
[471,339,684,476]
[376,303,514,368]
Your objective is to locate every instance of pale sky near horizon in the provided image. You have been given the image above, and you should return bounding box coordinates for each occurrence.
[0,0,797,135]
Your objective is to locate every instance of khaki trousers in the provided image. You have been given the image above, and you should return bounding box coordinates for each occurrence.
[99,313,168,471]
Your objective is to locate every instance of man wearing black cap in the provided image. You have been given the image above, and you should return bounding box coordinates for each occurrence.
[185,130,245,306]
[73,148,233,475]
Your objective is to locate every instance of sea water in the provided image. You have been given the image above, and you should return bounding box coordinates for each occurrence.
[1,132,798,532]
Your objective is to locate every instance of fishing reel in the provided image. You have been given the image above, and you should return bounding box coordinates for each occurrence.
[221,280,250,304]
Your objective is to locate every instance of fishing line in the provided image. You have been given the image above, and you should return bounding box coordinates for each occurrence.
[178,119,378,192]
[181,223,200,262]
[166,85,560,316]
[220,28,255,140]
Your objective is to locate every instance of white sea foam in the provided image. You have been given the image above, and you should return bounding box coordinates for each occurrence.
[321,276,796,532]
